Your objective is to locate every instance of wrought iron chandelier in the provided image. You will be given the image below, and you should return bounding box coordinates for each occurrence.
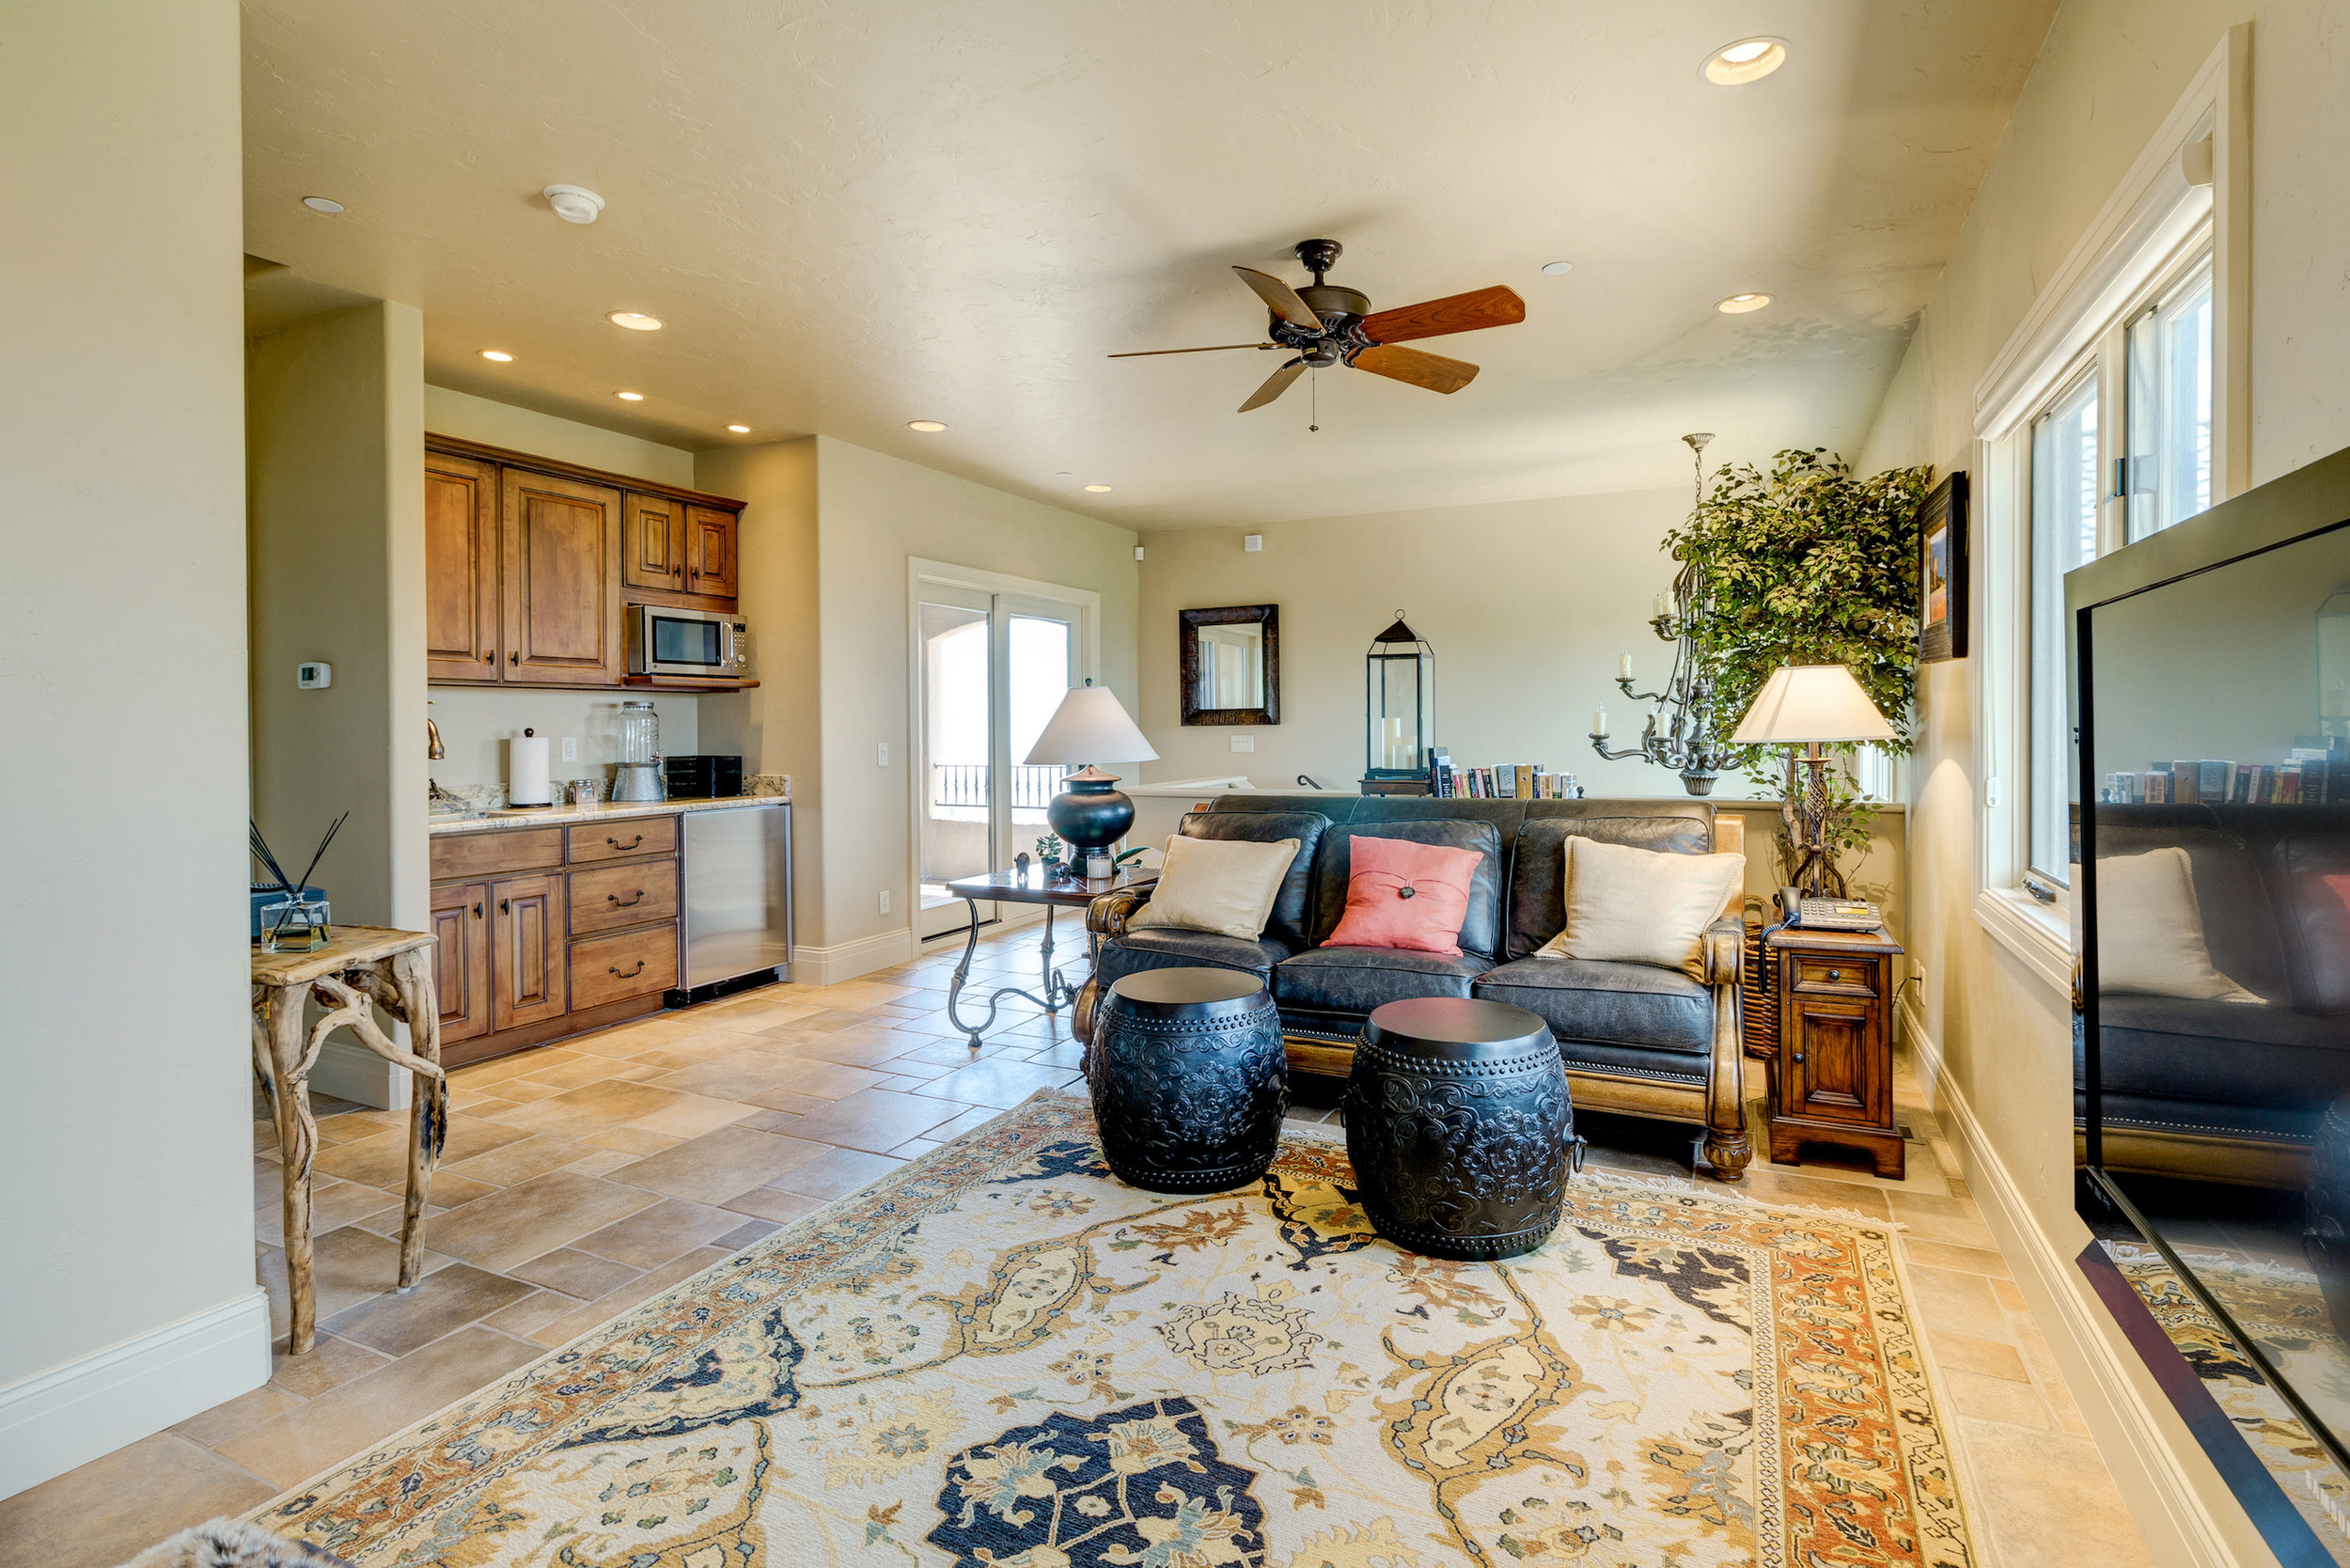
[1589,432,1738,796]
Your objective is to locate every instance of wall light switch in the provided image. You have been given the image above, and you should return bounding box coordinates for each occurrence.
[1243,534,1263,553]
[1134,545,1146,561]
[877,742,890,767]
[1230,734,1254,752]
[295,662,332,689]
[560,736,579,762]
[879,889,892,915]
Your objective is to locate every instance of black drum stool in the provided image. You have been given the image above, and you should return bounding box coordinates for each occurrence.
[1090,967,1287,1192]
[1343,996,1579,1260]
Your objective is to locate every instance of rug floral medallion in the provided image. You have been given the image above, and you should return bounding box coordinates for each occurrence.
[254,1094,1973,1568]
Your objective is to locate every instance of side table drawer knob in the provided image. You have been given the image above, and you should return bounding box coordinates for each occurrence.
[1826,968,1841,981]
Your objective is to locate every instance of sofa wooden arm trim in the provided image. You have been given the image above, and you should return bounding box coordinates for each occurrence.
[1087,886,1152,940]
[1701,917,1744,989]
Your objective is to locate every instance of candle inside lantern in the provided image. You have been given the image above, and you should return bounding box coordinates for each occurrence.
[1618,651,1632,681]
[1591,705,1607,737]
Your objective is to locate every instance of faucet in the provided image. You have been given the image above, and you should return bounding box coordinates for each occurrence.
[428,703,454,806]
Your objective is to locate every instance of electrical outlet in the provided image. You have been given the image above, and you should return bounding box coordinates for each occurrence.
[560,735,578,762]
[1230,734,1254,752]
[877,742,890,767]
[878,889,892,915]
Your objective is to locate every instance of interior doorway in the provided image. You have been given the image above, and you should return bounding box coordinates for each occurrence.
[912,565,1096,940]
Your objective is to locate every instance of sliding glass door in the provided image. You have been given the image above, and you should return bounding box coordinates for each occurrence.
[915,576,1088,939]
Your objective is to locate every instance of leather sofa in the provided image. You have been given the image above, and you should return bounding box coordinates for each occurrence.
[1073,794,1754,1181]
[2082,807,2350,1187]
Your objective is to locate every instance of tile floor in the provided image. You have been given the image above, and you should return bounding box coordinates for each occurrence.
[3,920,2151,1568]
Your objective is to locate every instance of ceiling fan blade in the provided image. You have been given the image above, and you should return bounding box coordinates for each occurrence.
[1107,342,1277,358]
[1238,357,1307,412]
[1351,343,1479,394]
[1232,266,1325,332]
[1357,284,1526,344]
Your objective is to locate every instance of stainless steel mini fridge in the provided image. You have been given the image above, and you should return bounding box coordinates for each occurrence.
[677,802,793,1002]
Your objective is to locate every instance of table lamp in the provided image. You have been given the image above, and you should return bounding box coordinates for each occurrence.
[1730,664,1896,897]
[1023,681,1159,870]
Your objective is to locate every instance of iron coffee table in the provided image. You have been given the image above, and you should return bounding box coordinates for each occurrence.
[939,867,1157,1051]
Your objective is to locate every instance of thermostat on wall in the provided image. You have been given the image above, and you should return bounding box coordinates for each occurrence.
[296,662,333,689]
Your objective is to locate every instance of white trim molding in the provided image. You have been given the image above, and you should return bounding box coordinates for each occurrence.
[791,925,916,987]
[1975,886,2074,996]
[0,1289,271,1498]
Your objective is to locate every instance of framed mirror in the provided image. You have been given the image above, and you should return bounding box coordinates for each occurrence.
[1179,604,1279,726]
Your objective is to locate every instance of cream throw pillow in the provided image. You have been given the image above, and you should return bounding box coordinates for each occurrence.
[2096,847,2263,1003]
[1536,837,1746,980]
[1128,835,1301,942]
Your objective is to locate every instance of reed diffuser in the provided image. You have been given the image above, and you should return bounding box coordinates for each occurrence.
[251,812,346,953]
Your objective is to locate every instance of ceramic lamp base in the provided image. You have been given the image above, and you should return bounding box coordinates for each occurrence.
[1046,766,1134,855]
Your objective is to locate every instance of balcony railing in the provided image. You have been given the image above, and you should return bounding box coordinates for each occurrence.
[932,763,1062,809]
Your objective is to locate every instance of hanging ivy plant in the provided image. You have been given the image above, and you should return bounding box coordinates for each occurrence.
[1666,447,1935,882]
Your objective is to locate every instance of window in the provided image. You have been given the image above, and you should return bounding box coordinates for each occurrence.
[2124,259,2215,542]
[2028,372,2099,886]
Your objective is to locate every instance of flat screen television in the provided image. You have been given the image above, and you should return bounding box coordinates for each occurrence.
[2072,445,2350,1564]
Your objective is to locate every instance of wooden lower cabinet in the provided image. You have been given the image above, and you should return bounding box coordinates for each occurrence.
[432,815,687,1067]
[431,881,493,1045]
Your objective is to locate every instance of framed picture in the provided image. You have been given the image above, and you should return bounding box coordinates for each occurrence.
[1918,471,1969,663]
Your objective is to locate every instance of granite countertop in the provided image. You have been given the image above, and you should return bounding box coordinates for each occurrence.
[428,795,788,836]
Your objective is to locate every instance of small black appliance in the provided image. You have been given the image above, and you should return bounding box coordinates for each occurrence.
[663,755,744,799]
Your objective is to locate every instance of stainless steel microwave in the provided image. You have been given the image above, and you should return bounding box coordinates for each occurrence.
[626,604,752,679]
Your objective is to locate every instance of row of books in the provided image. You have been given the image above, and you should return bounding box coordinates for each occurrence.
[2101,751,2337,806]
[1428,750,1584,799]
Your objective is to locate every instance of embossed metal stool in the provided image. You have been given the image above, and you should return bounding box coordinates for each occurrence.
[1344,996,1579,1260]
[1091,967,1287,1193]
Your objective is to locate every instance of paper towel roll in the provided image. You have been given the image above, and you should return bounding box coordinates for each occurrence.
[509,733,552,806]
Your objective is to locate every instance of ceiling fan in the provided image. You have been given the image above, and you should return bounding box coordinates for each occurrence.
[1111,238,1526,413]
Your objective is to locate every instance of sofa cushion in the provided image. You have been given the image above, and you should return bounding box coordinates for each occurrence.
[1272,946,1493,1015]
[1308,820,1505,957]
[1507,813,1716,959]
[1323,835,1484,954]
[2094,846,2262,1002]
[1171,810,1330,951]
[1129,834,1299,940]
[2090,992,2350,1110]
[1537,838,1745,980]
[2094,823,2286,1001]
[1474,957,1712,1054]
[1094,929,1291,987]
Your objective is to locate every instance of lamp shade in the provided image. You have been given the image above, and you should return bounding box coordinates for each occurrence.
[1022,683,1159,765]
[1730,664,1898,745]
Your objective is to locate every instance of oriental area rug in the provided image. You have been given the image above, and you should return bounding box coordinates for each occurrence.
[252,1094,1974,1568]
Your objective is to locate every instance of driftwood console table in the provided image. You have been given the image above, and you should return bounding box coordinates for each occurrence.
[251,926,446,1354]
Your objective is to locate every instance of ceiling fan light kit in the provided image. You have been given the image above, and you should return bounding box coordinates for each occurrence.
[1113,238,1526,417]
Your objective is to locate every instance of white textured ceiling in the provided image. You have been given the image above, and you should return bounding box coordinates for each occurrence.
[242,0,2052,528]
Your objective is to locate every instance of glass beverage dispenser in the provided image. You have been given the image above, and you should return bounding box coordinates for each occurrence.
[612,700,666,802]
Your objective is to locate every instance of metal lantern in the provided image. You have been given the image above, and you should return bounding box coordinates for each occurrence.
[1364,611,1434,783]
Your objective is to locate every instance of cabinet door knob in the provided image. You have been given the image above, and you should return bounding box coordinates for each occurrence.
[510,651,520,665]
[473,903,482,917]
[483,651,494,663]
[1793,1052,1806,1062]
[499,898,509,914]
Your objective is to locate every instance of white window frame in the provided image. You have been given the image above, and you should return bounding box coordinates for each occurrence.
[1970,25,2248,994]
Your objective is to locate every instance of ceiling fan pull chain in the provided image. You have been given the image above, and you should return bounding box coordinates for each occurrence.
[1309,371,1319,433]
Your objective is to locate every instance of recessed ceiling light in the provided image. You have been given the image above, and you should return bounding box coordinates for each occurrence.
[607,310,664,331]
[727,424,751,433]
[1716,292,1774,314]
[616,390,645,401]
[301,196,344,213]
[1702,37,1788,86]
[907,419,948,432]
[1084,484,1113,494]
[1540,260,1574,275]
[1056,471,1073,478]
[478,349,513,362]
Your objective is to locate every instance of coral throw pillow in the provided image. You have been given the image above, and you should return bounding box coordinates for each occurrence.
[1324,836,1484,955]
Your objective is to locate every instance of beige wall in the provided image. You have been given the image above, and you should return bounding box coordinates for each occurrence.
[1857,4,2350,1562]
[249,302,428,933]
[424,384,696,489]
[1136,490,1758,801]
[0,0,264,1494]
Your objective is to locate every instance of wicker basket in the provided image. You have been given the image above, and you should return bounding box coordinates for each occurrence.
[1742,899,1781,1059]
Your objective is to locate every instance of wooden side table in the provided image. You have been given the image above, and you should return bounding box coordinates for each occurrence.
[251,926,447,1354]
[1764,923,1905,1179]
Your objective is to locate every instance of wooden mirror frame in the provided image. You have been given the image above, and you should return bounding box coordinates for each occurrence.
[1179,604,1279,726]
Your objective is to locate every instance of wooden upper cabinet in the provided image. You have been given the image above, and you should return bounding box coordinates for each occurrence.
[424,453,499,681]
[502,469,622,686]
[623,492,685,595]
[684,505,739,600]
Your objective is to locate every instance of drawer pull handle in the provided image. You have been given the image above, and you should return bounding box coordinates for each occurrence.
[608,890,645,907]
[609,960,646,979]
[607,834,644,850]
[1826,968,1842,982]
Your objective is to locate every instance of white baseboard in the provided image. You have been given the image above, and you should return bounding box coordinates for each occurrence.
[792,925,916,986]
[0,1289,272,1499]
[1893,996,2248,1568]
[309,1038,409,1110]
